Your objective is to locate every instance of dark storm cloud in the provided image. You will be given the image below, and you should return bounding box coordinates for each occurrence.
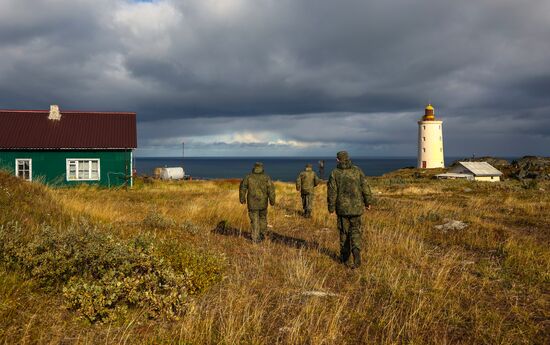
[0,0,549,156]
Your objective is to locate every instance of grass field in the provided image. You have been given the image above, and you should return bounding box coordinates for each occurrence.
[1,172,549,344]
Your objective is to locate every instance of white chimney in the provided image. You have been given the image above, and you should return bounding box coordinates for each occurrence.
[48,105,61,121]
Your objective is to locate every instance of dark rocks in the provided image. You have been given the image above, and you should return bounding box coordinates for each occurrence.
[451,156,510,168]
[452,156,550,180]
[512,156,550,181]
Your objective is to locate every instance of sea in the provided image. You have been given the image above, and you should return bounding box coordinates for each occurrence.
[134,156,489,181]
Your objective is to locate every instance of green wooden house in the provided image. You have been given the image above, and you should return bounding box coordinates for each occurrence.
[0,105,137,187]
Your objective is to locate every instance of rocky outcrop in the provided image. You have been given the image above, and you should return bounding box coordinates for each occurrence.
[384,156,549,180]
[450,156,550,180]
[435,219,468,231]
[511,156,550,180]
[450,156,510,168]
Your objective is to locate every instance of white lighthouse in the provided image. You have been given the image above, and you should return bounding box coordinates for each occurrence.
[418,104,444,169]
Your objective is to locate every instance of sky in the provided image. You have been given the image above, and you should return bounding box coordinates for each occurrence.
[1,0,549,157]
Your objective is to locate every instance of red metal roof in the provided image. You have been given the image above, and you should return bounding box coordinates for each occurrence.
[0,109,137,149]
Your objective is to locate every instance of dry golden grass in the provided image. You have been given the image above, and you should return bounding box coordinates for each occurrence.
[1,176,549,344]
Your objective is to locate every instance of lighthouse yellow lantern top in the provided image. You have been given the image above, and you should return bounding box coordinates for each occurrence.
[423,104,436,121]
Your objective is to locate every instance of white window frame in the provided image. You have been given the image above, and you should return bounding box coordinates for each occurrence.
[130,150,133,187]
[15,159,32,181]
[66,159,101,181]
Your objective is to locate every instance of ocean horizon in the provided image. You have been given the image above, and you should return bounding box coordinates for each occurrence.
[134,156,517,182]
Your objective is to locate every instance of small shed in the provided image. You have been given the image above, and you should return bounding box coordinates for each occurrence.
[0,105,137,187]
[436,161,503,182]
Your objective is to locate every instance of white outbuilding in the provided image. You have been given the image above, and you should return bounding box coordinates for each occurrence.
[436,161,503,182]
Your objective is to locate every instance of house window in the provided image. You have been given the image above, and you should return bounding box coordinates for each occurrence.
[422,148,426,152]
[423,137,426,141]
[15,159,32,181]
[67,159,100,181]
[423,126,426,130]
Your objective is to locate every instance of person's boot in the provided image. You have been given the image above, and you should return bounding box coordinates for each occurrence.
[340,251,350,266]
[352,248,361,269]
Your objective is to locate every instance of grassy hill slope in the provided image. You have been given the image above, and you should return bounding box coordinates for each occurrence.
[1,172,549,344]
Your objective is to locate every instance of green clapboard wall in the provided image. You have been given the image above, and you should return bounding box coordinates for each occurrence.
[0,150,132,187]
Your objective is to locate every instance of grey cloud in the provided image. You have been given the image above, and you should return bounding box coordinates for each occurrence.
[0,0,549,156]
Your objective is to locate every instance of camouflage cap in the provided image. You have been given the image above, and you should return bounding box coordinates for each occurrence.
[254,162,263,168]
[336,151,349,161]
[306,163,312,168]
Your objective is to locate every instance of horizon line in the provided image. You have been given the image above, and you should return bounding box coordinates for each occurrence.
[133,155,520,159]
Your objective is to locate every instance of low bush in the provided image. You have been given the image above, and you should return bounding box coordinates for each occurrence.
[142,209,176,230]
[160,241,226,295]
[521,179,539,190]
[0,221,225,323]
[179,220,202,235]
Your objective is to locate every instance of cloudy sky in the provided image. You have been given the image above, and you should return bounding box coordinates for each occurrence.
[1,0,549,157]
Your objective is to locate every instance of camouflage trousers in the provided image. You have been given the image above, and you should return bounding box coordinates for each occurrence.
[248,209,268,242]
[337,215,362,262]
[301,193,314,215]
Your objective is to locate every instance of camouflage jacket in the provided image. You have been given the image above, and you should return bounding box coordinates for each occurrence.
[296,167,321,195]
[327,160,372,216]
[239,166,276,211]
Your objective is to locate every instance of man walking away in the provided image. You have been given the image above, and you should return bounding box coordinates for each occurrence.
[240,162,276,242]
[318,160,325,179]
[327,151,372,268]
[296,163,321,218]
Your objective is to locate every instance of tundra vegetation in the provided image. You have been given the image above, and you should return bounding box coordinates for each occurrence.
[0,171,548,344]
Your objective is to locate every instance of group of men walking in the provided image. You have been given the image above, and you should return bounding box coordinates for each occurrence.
[239,151,372,269]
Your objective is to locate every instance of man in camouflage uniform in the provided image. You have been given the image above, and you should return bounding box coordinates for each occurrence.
[296,163,321,218]
[327,151,372,268]
[240,162,276,242]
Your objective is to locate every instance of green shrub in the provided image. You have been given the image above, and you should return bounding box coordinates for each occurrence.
[521,179,539,190]
[160,241,226,295]
[0,221,224,323]
[179,220,202,235]
[142,209,176,230]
